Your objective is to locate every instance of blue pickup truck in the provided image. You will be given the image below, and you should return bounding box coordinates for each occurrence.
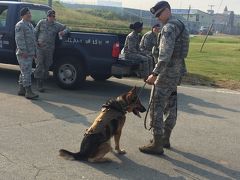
[0,1,138,89]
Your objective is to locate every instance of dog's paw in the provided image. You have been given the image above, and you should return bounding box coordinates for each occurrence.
[117,149,126,155]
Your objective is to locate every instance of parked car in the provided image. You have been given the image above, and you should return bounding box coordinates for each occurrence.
[199,26,213,35]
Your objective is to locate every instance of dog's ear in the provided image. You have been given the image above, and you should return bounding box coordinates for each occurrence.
[127,86,138,103]
[130,86,137,93]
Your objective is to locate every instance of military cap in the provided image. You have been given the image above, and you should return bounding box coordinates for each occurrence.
[150,1,171,17]
[152,23,160,28]
[20,7,30,17]
[47,10,56,17]
[129,22,143,30]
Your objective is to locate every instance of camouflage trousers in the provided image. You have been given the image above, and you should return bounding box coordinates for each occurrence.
[17,55,33,87]
[126,53,154,78]
[150,86,178,135]
[34,48,54,79]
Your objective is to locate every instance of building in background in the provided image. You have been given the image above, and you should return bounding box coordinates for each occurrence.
[172,9,214,34]
[213,6,240,34]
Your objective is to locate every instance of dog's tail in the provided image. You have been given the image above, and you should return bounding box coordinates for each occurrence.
[59,149,86,161]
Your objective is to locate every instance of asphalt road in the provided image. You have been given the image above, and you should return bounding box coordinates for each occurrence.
[0,64,240,180]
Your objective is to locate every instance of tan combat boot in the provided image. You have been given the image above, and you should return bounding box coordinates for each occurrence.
[36,79,44,92]
[25,86,39,100]
[139,134,164,155]
[163,128,172,149]
[18,84,26,96]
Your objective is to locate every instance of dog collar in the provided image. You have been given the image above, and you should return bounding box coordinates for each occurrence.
[102,98,127,114]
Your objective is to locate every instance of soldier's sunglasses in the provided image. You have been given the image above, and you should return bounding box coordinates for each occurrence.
[156,8,166,17]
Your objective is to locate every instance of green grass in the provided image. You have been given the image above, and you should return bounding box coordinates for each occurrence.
[185,35,240,89]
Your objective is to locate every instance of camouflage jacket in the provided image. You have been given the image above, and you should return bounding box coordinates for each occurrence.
[123,31,141,55]
[140,31,158,55]
[15,19,36,56]
[153,16,187,87]
[35,19,69,49]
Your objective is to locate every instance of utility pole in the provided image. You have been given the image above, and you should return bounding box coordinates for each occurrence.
[200,4,215,52]
[186,5,191,31]
[208,5,215,11]
[200,23,214,52]
[48,0,52,7]
[140,9,143,22]
[187,5,191,21]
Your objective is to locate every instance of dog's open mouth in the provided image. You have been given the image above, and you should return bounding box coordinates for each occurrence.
[133,108,141,118]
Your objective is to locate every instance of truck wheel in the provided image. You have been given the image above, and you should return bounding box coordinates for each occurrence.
[54,57,86,89]
[91,74,111,81]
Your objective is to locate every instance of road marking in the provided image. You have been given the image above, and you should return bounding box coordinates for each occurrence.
[180,86,240,95]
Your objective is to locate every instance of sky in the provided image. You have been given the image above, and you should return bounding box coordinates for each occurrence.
[61,0,240,14]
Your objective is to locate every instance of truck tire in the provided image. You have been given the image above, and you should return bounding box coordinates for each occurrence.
[54,57,86,89]
[91,74,111,81]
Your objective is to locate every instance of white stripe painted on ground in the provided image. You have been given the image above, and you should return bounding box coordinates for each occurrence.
[180,86,240,95]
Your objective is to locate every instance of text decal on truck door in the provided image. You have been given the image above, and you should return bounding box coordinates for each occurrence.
[65,37,110,46]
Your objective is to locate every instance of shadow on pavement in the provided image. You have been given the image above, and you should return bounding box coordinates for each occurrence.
[178,93,240,120]
[83,154,184,180]
[164,148,240,180]
[31,100,91,126]
[0,66,239,121]
[0,66,149,112]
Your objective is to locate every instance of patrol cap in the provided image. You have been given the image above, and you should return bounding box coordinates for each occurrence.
[150,1,171,17]
[20,7,30,17]
[129,22,143,30]
[47,10,56,17]
[152,23,160,28]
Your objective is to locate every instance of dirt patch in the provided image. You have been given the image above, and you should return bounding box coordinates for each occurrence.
[182,74,240,91]
[214,80,240,91]
[182,74,215,87]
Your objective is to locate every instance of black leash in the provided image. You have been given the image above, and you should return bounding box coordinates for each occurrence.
[144,84,155,131]
[136,82,147,98]
[136,81,155,131]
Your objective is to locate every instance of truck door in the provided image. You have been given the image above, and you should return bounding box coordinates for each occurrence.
[0,5,16,64]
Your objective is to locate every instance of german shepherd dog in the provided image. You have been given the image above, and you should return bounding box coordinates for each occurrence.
[59,87,146,163]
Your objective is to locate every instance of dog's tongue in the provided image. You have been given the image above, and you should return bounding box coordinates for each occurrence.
[136,112,141,118]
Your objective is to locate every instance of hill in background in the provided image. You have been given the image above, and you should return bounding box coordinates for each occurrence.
[25,0,152,34]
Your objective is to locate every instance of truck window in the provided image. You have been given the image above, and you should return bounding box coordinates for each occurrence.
[30,9,47,27]
[0,6,8,28]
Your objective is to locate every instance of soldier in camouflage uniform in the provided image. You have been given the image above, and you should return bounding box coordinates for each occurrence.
[140,23,160,56]
[140,24,161,72]
[34,10,69,92]
[15,8,39,99]
[139,1,189,155]
[122,22,152,79]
